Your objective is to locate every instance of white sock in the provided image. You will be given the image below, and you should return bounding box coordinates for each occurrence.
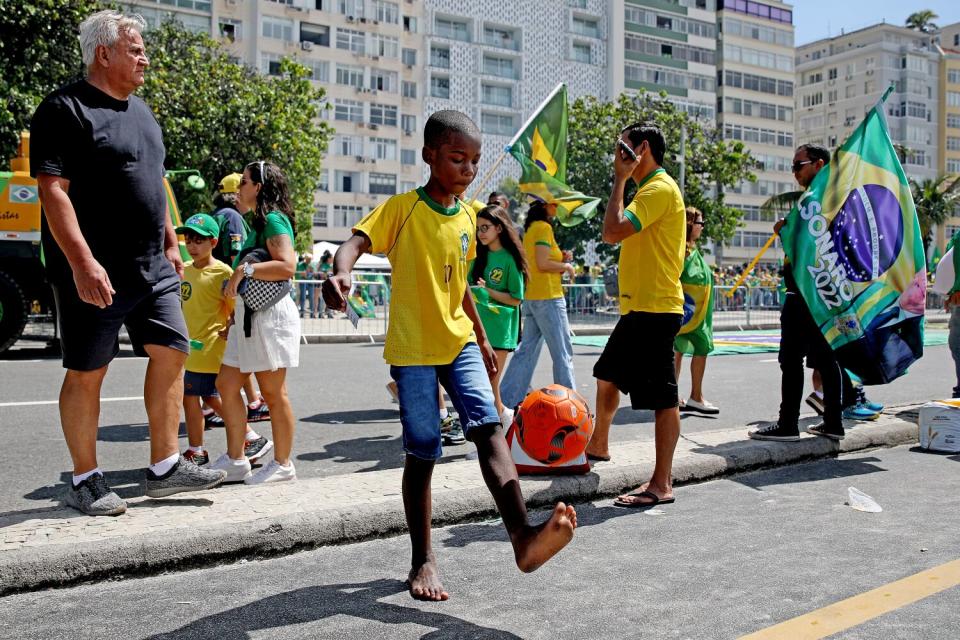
[188,445,204,454]
[73,468,102,487]
[439,407,449,420]
[245,429,260,442]
[149,452,180,476]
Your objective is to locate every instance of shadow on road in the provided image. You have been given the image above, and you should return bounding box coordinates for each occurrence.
[147,578,522,639]
[23,468,147,503]
[296,435,472,472]
[301,408,399,425]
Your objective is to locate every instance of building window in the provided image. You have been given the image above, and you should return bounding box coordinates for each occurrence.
[313,204,328,227]
[481,112,514,136]
[333,205,365,228]
[301,23,330,46]
[402,81,417,98]
[947,158,960,174]
[482,54,516,79]
[402,47,417,66]
[369,172,397,195]
[947,113,960,129]
[260,53,283,76]
[947,137,960,152]
[370,137,398,161]
[401,114,417,133]
[570,41,591,64]
[262,17,293,41]
[570,16,599,39]
[334,99,364,122]
[338,0,364,18]
[218,18,241,43]
[483,24,519,50]
[431,76,450,99]
[436,17,470,42]
[303,59,329,82]
[335,170,360,193]
[481,83,512,108]
[430,46,450,68]
[336,64,365,88]
[949,69,960,84]
[336,28,366,54]
[369,69,398,93]
[371,34,399,59]
[335,135,364,157]
[373,0,399,24]
[403,15,417,33]
[718,0,793,25]
[401,149,416,165]
[369,103,398,127]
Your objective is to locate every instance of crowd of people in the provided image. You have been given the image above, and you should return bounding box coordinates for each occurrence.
[28,9,960,604]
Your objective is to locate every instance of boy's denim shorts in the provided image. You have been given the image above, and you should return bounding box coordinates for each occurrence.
[390,342,500,460]
[184,371,218,398]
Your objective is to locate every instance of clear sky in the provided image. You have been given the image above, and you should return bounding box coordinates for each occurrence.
[792,1,960,46]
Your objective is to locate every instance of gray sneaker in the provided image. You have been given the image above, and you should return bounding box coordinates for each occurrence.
[65,474,127,516]
[145,455,227,498]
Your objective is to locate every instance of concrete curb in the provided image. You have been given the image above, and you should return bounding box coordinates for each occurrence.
[0,416,919,595]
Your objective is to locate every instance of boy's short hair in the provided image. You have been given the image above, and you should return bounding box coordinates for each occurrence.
[796,143,830,164]
[622,122,666,166]
[424,110,481,149]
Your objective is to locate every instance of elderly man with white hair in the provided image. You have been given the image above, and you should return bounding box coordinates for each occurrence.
[30,10,226,516]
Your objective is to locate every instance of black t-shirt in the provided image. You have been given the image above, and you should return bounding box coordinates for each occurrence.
[211,206,249,265]
[30,80,171,285]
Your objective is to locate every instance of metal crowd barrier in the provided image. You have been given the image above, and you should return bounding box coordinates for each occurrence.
[294,271,390,338]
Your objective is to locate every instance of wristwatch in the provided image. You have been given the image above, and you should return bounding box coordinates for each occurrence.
[243,262,255,278]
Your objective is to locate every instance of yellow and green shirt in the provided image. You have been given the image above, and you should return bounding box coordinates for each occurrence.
[354,188,477,366]
[524,220,563,300]
[180,259,235,374]
[619,168,686,315]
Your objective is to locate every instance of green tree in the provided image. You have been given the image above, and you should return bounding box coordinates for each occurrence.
[910,174,960,253]
[561,91,756,260]
[0,0,105,166]
[905,10,939,33]
[140,22,332,251]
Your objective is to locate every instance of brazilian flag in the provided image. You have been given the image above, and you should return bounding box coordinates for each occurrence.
[507,83,599,227]
[780,86,925,384]
[674,249,714,356]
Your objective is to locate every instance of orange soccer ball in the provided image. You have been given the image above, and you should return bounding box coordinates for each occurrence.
[515,385,594,466]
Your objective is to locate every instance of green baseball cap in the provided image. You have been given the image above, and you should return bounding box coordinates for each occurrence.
[176,213,220,238]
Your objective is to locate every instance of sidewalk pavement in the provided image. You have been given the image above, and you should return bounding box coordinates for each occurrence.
[0,407,921,595]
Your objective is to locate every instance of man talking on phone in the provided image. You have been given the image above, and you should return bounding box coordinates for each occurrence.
[585,123,687,509]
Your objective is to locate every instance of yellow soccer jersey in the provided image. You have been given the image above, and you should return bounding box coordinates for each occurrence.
[353,188,477,366]
[619,168,686,315]
[524,220,563,300]
[181,259,235,373]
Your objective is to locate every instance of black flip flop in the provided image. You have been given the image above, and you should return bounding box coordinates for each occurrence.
[586,453,611,462]
[614,490,675,508]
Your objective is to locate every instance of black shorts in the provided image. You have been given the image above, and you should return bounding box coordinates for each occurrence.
[593,311,683,411]
[52,273,189,371]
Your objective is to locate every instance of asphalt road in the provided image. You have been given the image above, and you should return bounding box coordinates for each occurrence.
[0,336,953,514]
[1,445,957,640]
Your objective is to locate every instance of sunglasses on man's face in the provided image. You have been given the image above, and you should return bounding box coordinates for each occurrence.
[693,220,705,226]
[792,160,814,173]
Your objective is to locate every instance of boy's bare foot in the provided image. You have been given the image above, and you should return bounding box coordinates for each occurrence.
[408,558,449,601]
[514,502,577,573]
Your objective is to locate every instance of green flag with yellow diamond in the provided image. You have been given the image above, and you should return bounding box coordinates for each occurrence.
[507,84,599,227]
[780,85,925,384]
[674,249,714,356]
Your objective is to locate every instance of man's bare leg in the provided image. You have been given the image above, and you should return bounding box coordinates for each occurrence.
[585,379,620,460]
[59,366,108,475]
[142,344,186,464]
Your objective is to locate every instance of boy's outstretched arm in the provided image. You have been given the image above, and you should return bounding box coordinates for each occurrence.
[461,288,498,378]
[322,232,371,311]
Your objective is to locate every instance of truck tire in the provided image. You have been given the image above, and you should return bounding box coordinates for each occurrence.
[0,270,28,354]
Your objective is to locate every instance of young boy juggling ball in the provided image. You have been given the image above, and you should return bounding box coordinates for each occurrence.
[323,111,577,601]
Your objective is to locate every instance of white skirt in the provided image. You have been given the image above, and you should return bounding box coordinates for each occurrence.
[223,295,300,373]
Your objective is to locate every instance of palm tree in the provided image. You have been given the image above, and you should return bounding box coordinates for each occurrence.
[905,10,939,33]
[910,174,960,254]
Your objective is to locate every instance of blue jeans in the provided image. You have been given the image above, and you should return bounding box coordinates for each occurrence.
[950,306,960,397]
[390,343,499,460]
[500,297,576,409]
[298,282,314,316]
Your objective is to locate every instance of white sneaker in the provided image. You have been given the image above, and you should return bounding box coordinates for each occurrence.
[208,453,252,482]
[682,398,719,415]
[244,460,296,485]
[499,407,515,428]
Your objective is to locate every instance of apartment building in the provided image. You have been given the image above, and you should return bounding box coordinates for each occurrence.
[715,0,795,266]
[420,0,610,196]
[938,21,960,250]
[127,0,428,242]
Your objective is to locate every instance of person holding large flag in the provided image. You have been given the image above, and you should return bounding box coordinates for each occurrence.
[587,123,686,509]
[749,144,847,442]
[674,207,719,415]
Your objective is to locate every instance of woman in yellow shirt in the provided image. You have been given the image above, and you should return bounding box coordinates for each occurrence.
[500,200,577,411]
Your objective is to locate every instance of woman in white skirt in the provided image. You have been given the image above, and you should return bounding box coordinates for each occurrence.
[213,161,301,484]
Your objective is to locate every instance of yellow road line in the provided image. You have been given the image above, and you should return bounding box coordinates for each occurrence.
[739,558,960,640]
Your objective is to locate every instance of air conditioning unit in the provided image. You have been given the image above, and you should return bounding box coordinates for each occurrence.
[358,122,366,128]
[369,123,379,130]
[301,41,314,51]
[371,55,380,61]
[866,69,874,76]
[355,156,365,162]
[226,0,238,5]
[404,130,413,136]
[405,64,413,70]
[347,15,355,22]
[373,20,379,25]
[360,17,367,23]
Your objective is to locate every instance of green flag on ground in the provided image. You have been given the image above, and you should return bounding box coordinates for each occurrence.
[780,85,925,384]
[674,249,714,356]
[507,84,599,227]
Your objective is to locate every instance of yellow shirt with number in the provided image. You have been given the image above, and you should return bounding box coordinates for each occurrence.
[353,188,477,366]
[181,259,235,374]
[619,168,685,315]
[523,220,563,300]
